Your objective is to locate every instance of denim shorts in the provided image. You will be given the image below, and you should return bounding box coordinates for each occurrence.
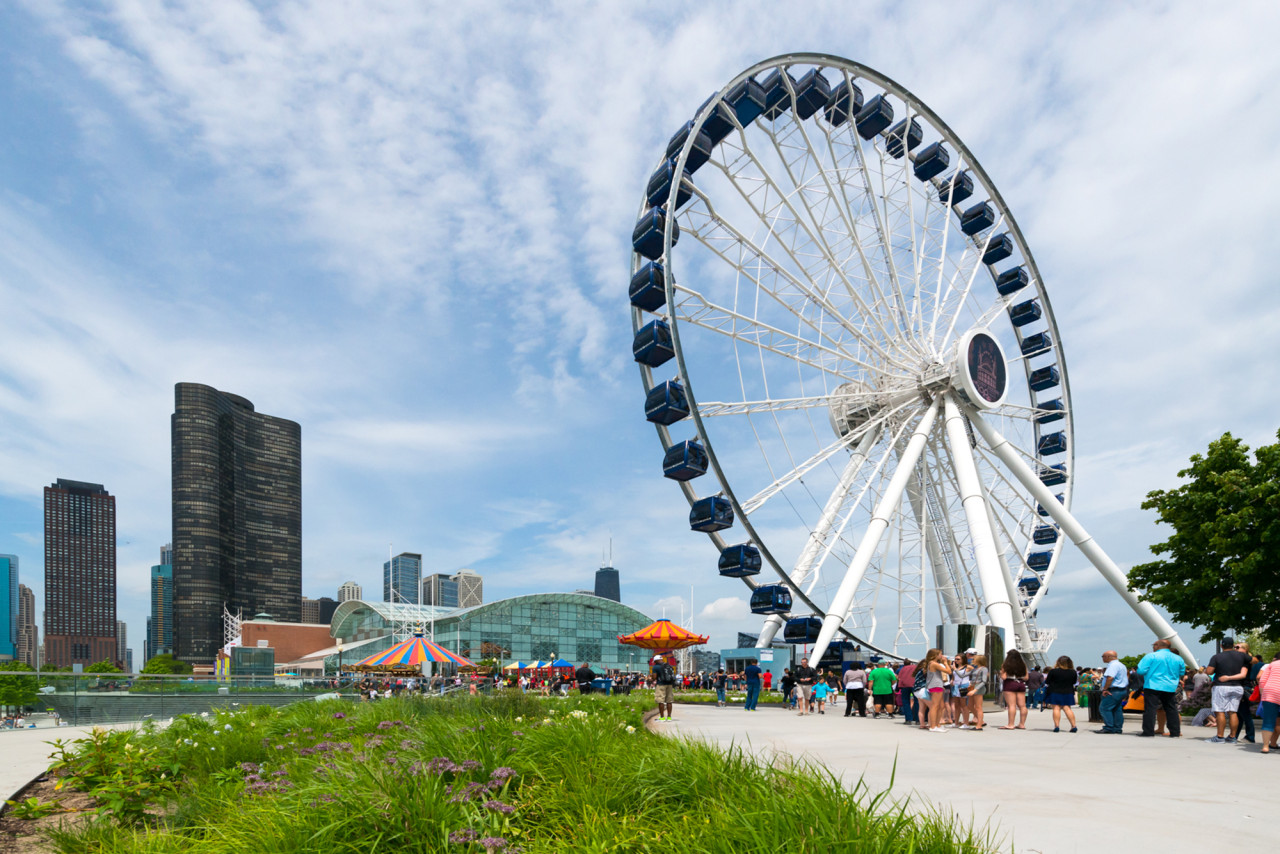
[1260,701,1279,733]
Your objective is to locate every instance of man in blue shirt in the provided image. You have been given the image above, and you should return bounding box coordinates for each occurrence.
[1136,639,1186,738]
[743,659,763,711]
[1096,650,1129,734]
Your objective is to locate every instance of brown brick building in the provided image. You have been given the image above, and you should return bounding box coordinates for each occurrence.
[44,479,117,668]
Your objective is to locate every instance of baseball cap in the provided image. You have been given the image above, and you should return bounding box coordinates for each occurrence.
[963,647,977,654]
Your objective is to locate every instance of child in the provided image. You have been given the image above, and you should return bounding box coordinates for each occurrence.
[812,677,830,714]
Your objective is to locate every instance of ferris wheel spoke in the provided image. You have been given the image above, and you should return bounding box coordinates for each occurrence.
[671,286,874,378]
[740,427,874,516]
[689,169,918,374]
[696,390,873,419]
[788,429,879,590]
[903,453,965,623]
[935,215,1007,352]
[920,434,982,615]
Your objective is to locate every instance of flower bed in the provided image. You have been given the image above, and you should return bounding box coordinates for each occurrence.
[13,693,996,853]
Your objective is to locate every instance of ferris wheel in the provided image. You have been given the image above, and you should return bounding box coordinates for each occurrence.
[629,53,1196,667]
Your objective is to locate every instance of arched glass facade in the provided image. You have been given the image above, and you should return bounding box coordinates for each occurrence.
[330,593,654,671]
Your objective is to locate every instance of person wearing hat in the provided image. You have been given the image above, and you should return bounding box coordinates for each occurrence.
[651,655,677,722]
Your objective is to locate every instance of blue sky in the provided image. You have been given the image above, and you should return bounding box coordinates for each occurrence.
[2,2,1278,667]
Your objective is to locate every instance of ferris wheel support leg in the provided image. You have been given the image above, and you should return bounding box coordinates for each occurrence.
[794,428,880,591]
[941,394,1018,645]
[756,614,785,649]
[962,403,1199,669]
[903,463,965,624]
[811,398,942,665]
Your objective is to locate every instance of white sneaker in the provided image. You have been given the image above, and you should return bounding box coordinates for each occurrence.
[929,727,947,732]
[959,724,975,730]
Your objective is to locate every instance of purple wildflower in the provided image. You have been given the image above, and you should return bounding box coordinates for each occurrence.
[511,731,524,737]
[376,720,395,730]
[484,800,516,815]
[479,837,509,851]
[490,767,517,782]
[459,760,482,771]
[332,712,346,719]
[448,829,478,844]
[424,757,459,774]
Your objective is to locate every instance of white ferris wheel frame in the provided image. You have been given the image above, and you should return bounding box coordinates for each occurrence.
[631,53,1196,668]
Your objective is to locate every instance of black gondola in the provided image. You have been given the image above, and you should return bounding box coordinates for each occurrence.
[689,496,734,532]
[1008,299,1042,328]
[695,94,737,145]
[1033,525,1060,545]
[982,233,1014,265]
[632,318,674,367]
[936,170,974,206]
[911,141,950,181]
[1035,399,1066,424]
[644,380,689,425]
[628,262,666,312]
[1019,332,1052,357]
[632,207,680,262]
[1038,431,1067,456]
[793,68,832,120]
[854,93,894,139]
[665,121,714,174]
[760,68,798,120]
[1027,551,1052,571]
[726,77,767,126]
[884,117,922,159]
[718,544,762,578]
[1017,576,1042,596]
[783,616,823,644]
[960,201,996,235]
[749,584,792,615]
[995,266,1029,296]
[1038,463,1068,486]
[823,79,863,127]
[663,440,708,482]
[645,160,694,210]
[1029,365,1060,391]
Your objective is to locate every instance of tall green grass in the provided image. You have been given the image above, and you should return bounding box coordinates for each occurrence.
[43,692,999,853]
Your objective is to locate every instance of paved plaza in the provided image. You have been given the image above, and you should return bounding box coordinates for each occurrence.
[665,702,1279,853]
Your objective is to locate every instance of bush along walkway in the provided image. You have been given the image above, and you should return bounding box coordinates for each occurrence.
[3,692,998,853]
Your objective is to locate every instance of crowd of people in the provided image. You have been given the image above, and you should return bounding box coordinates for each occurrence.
[678,637,1280,748]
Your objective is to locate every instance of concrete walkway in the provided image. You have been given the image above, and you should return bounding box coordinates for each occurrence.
[1,723,146,804]
[666,703,1280,853]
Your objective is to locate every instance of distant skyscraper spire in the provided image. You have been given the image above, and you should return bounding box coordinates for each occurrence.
[594,539,620,602]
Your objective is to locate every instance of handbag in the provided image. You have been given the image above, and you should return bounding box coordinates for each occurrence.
[913,688,930,700]
[1249,684,1261,703]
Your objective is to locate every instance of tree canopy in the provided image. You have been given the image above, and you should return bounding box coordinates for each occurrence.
[0,661,38,711]
[85,660,123,673]
[141,653,193,675]
[1129,430,1280,644]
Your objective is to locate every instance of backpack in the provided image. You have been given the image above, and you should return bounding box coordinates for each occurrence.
[913,668,928,691]
[654,663,676,686]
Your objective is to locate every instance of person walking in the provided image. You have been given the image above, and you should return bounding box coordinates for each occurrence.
[743,659,763,711]
[998,650,1029,730]
[1137,639,1186,738]
[575,661,597,695]
[780,669,796,711]
[1045,655,1079,733]
[714,668,727,707]
[920,649,952,732]
[1026,666,1047,711]
[793,657,818,715]
[1255,650,1280,754]
[844,663,869,718]
[1231,642,1262,743]
[868,661,898,718]
[812,672,831,714]
[1096,650,1129,734]
[966,655,989,731]
[897,659,919,725]
[651,655,677,722]
[1205,637,1250,743]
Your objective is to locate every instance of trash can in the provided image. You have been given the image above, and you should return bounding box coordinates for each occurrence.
[1087,689,1103,722]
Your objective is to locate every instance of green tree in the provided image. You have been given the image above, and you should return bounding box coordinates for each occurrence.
[140,654,193,675]
[85,660,123,673]
[1129,430,1280,644]
[1119,655,1143,672]
[0,661,39,713]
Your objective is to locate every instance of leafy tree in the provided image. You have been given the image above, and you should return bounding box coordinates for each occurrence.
[1241,630,1280,664]
[1119,655,1143,672]
[140,654,193,675]
[1129,430,1280,644]
[85,660,123,673]
[0,661,38,713]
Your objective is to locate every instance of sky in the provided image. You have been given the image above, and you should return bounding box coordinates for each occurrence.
[1,1,1278,668]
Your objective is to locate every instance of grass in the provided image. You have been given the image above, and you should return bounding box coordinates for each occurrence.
[34,691,998,853]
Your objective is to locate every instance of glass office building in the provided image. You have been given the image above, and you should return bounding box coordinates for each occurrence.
[330,593,654,671]
[384,553,422,604]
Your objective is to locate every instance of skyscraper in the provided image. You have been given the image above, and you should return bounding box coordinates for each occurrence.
[384,553,421,604]
[421,573,458,608]
[172,384,301,664]
[453,568,483,608]
[43,479,117,667]
[301,597,321,623]
[116,620,127,669]
[148,549,174,659]
[17,583,38,668]
[337,581,362,603]
[594,564,620,602]
[0,554,17,661]
[315,597,338,624]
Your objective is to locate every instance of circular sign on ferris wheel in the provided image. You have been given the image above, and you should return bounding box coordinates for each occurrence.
[955,329,1008,409]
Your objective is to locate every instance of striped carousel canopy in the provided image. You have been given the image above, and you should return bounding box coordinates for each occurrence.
[617,619,709,650]
[355,635,474,668]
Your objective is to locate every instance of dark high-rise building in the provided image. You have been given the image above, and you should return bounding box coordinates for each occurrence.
[43,479,117,667]
[172,384,301,665]
[421,572,458,608]
[300,596,336,624]
[594,564,620,602]
[0,554,17,661]
[17,583,38,668]
[384,552,421,604]
[316,596,339,624]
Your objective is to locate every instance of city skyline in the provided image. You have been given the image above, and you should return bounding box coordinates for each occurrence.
[1,5,1278,664]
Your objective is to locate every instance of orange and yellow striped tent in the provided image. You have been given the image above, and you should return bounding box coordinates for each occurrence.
[617,619,708,650]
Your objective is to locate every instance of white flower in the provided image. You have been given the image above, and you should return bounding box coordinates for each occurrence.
[192,742,199,748]
[625,726,636,734]
[515,717,522,722]
[183,739,192,745]
[224,724,232,731]
[201,712,209,718]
